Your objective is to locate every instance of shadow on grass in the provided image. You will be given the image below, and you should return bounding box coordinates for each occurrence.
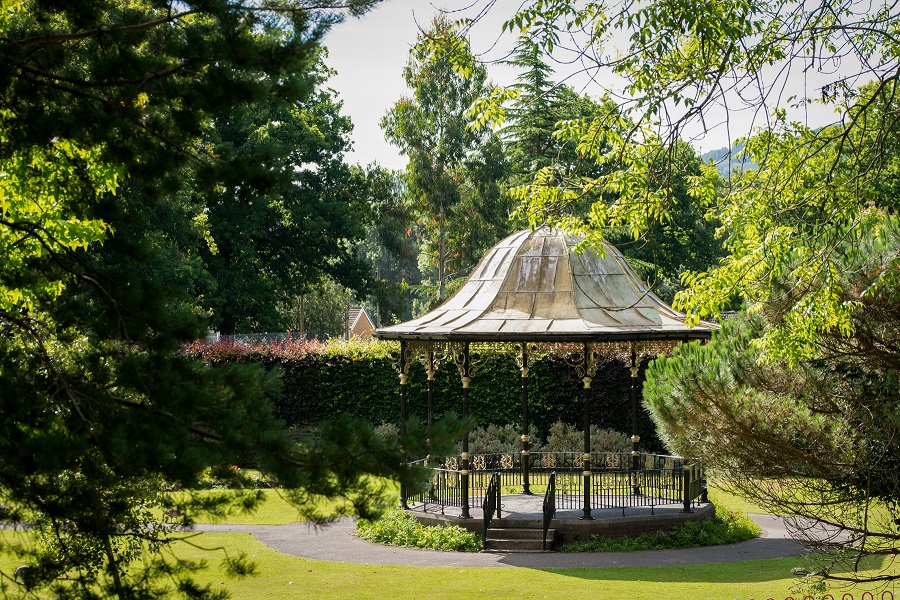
[518,555,895,585]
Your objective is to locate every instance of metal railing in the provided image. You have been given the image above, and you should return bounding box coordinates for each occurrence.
[542,472,556,551]
[406,452,705,516]
[482,472,501,542]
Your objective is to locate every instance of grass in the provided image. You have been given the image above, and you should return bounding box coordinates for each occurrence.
[156,489,350,525]
[3,529,894,600]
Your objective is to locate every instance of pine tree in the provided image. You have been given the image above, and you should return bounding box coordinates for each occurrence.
[0,3,460,596]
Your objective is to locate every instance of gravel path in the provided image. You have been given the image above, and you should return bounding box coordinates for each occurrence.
[190,513,806,568]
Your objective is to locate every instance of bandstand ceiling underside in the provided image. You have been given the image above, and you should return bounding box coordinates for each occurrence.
[376,227,716,344]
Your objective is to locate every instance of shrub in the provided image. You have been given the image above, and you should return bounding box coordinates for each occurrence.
[541,421,632,453]
[557,507,760,552]
[455,423,541,454]
[373,421,400,445]
[187,338,665,451]
[356,509,482,552]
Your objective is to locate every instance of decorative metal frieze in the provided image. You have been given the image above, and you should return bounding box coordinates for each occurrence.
[417,348,443,377]
[635,339,681,358]
[391,341,413,377]
[560,342,604,378]
[453,343,481,379]
[444,456,459,471]
[472,455,486,470]
[500,454,514,470]
[514,342,543,371]
[541,454,557,469]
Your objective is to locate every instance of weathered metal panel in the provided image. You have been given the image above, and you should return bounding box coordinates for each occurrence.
[533,291,580,320]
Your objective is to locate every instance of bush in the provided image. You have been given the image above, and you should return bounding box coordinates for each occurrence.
[541,421,632,453]
[187,338,665,451]
[356,509,482,552]
[557,507,760,552]
[456,423,541,454]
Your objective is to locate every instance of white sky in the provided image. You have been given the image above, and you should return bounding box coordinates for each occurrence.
[323,0,520,172]
[322,0,844,171]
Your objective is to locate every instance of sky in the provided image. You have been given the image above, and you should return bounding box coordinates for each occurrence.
[321,0,842,172]
[322,0,519,172]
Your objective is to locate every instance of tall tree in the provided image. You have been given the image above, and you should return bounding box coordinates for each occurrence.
[382,15,502,303]
[201,65,371,334]
[0,2,461,597]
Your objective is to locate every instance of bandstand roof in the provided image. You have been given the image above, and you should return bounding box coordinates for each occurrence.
[375,227,715,343]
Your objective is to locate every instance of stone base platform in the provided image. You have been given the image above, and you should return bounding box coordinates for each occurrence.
[407,494,714,545]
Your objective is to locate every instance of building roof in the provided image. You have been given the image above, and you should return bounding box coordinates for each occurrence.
[375,227,715,343]
[348,306,375,338]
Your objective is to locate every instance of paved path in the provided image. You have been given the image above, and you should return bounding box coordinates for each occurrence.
[191,513,806,568]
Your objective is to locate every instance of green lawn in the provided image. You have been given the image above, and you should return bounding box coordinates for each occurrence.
[4,529,892,600]
[157,489,349,525]
[5,485,897,599]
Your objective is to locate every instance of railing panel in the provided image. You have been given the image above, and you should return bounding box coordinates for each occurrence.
[405,452,704,513]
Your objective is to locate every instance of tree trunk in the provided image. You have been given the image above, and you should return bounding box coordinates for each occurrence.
[438,204,446,301]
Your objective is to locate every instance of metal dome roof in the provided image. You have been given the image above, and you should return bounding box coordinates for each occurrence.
[375,227,715,343]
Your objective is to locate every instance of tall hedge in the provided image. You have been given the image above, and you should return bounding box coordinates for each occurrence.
[186,339,664,451]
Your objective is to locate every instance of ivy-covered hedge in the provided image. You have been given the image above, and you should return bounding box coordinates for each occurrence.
[186,338,664,451]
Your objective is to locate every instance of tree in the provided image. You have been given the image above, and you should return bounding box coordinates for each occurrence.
[353,164,422,325]
[0,2,462,597]
[500,38,723,301]
[382,15,507,303]
[501,38,608,184]
[475,0,900,359]
[201,67,371,334]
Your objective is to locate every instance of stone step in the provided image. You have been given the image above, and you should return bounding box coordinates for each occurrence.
[486,527,550,540]
[484,528,556,552]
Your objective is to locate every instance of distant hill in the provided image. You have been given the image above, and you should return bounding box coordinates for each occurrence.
[701,142,756,177]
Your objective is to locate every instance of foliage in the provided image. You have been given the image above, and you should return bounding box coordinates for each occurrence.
[645,312,900,584]
[0,1,474,598]
[277,276,352,339]
[200,72,371,334]
[464,0,900,364]
[355,509,482,552]
[541,421,632,454]
[189,339,665,451]
[382,15,511,305]
[557,507,760,552]
[460,423,540,455]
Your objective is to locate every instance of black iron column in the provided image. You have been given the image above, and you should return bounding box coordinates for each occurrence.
[520,343,532,495]
[426,350,435,431]
[581,342,594,520]
[460,342,472,519]
[399,340,409,509]
[630,344,642,495]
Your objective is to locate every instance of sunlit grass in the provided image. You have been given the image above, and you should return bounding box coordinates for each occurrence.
[4,529,896,600]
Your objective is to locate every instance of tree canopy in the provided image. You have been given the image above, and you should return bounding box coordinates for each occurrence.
[382,15,511,305]
[0,2,462,597]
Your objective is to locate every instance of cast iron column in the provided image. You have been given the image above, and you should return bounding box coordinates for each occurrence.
[631,346,642,497]
[581,343,594,520]
[460,343,472,519]
[399,340,409,509]
[520,343,532,495]
[426,350,435,431]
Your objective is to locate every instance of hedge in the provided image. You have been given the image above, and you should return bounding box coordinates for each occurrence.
[185,338,665,451]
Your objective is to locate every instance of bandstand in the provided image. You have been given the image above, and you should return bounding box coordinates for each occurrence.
[375,227,716,549]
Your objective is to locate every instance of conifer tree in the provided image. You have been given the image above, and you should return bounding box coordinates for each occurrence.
[0,2,460,596]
